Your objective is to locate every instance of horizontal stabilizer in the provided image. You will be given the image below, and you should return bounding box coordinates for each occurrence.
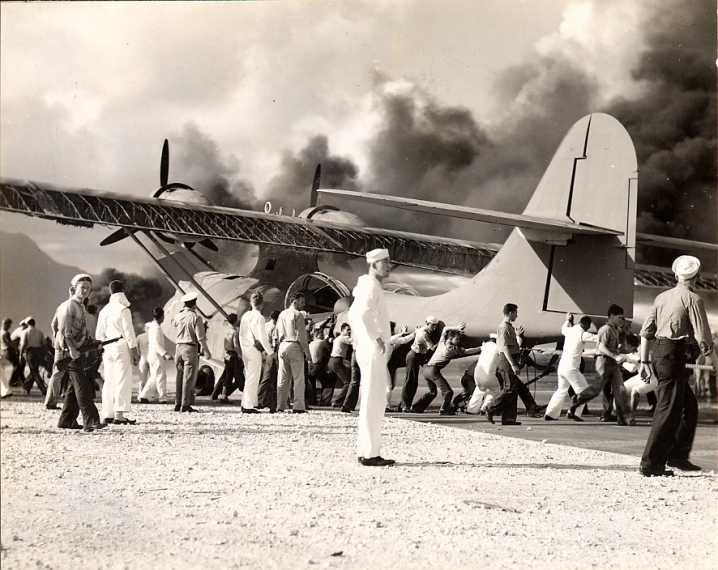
[317,188,620,237]
[637,233,718,252]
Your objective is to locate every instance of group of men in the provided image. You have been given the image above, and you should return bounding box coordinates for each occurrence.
[0,249,713,475]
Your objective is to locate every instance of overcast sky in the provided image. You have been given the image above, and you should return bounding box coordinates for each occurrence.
[0,0,708,274]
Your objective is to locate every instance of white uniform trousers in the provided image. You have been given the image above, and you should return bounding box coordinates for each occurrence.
[101,343,133,417]
[0,356,13,397]
[139,357,167,401]
[545,366,588,419]
[137,356,149,395]
[466,385,499,414]
[356,343,390,459]
[242,347,263,409]
[277,342,306,411]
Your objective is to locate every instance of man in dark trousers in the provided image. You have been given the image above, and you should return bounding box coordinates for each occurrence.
[211,313,244,403]
[485,303,544,425]
[638,255,713,477]
[56,274,106,433]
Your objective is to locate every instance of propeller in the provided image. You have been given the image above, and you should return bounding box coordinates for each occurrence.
[309,164,322,207]
[101,138,218,254]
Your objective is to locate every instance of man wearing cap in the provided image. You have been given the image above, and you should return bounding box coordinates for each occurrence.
[56,274,105,432]
[97,280,139,425]
[349,248,395,466]
[399,316,439,413]
[239,291,271,413]
[19,317,47,396]
[638,255,713,476]
[139,307,173,404]
[276,293,311,413]
[173,292,211,413]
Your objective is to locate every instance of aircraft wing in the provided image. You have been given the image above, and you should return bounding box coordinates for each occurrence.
[317,188,622,236]
[0,178,496,275]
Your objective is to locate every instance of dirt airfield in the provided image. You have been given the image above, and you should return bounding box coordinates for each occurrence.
[1,399,716,570]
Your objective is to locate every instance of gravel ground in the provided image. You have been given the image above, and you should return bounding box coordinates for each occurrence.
[1,399,716,570]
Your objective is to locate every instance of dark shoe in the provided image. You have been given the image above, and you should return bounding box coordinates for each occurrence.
[409,407,423,414]
[103,418,114,424]
[91,422,108,430]
[139,398,150,404]
[600,414,617,423]
[544,415,559,421]
[220,397,231,403]
[566,413,584,422]
[501,420,522,426]
[174,405,181,412]
[667,459,702,472]
[486,411,495,424]
[340,408,353,413]
[81,426,95,433]
[181,406,200,413]
[439,410,456,416]
[616,420,628,426]
[640,467,675,477]
[358,456,395,467]
[113,418,136,425]
[241,407,259,414]
[291,409,307,414]
[45,404,58,410]
[59,422,82,430]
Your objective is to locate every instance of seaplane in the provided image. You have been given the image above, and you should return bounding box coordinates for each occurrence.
[1,113,716,381]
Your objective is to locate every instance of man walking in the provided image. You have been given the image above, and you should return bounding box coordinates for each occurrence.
[139,307,172,404]
[19,317,47,396]
[97,280,139,425]
[173,292,211,412]
[638,255,713,476]
[56,274,105,432]
[349,248,395,467]
[544,313,597,421]
[276,293,311,413]
[211,313,243,403]
[239,292,271,413]
[569,304,633,425]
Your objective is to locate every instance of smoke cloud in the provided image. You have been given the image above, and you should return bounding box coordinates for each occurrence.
[93,268,175,332]
[604,0,716,265]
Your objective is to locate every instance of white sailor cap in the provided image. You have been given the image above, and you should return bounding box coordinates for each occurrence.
[489,333,498,340]
[181,292,198,303]
[672,255,701,280]
[22,316,34,325]
[425,315,439,325]
[366,248,390,264]
[70,273,93,286]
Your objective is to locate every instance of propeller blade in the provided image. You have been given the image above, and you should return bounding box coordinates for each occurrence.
[153,182,195,198]
[310,164,321,207]
[100,228,133,246]
[199,238,219,252]
[160,139,169,187]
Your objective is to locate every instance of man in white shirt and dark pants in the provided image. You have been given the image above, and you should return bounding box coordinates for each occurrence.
[96,280,139,425]
[349,248,395,467]
[239,292,272,413]
[544,313,597,421]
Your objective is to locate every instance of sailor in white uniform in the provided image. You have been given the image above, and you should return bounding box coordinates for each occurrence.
[96,280,139,425]
[349,248,395,467]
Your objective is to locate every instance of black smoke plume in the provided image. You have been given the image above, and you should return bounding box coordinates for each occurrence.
[604,0,716,267]
[265,135,359,213]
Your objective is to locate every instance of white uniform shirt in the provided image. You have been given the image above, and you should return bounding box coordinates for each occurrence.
[146,321,169,361]
[239,309,271,354]
[348,274,390,349]
[96,292,138,349]
[559,323,597,370]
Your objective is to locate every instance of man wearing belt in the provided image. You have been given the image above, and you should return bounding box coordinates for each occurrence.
[275,293,311,413]
[56,274,105,432]
[485,304,543,425]
[399,316,438,413]
[19,317,47,396]
[172,292,211,413]
[569,304,633,426]
[239,292,271,413]
[97,280,139,425]
[211,313,243,403]
[638,255,713,476]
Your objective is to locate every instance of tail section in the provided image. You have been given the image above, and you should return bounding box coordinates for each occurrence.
[386,113,639,338]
